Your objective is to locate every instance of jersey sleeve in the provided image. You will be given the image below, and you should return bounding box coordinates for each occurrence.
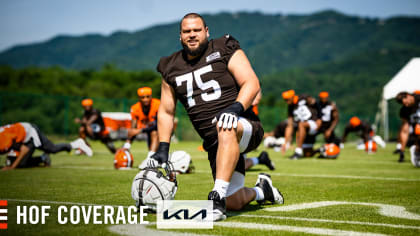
[399,107,409,120]
[156,56,170,84]
[130,105,137,120]
[287,104,294,117]
[214,34,241,62]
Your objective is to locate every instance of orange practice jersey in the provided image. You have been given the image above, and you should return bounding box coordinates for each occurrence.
[0,123,26,144]
[0,123,27,151]
[130,98,160,129]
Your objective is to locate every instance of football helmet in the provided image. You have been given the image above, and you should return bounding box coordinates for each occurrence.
[320,143,340,158]
[365,140,377,153]
[170,150,195,174]
[114,149,134,169]
[263,136,285,148]
[131,164,177,211]
[410,145,420,167]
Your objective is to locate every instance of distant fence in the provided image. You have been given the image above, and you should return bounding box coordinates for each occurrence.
[0,92,401,141]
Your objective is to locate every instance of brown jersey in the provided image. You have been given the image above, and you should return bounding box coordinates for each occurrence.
[157,35,256,147]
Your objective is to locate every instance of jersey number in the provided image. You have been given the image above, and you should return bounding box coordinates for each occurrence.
[321,105,333,122]
[175,65,221,107]
[294,105,312,121]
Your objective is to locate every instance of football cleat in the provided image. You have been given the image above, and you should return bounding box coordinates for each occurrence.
[41,153,51,167]
[289,152,302,160]
[208,190,226,221]
[255,173,284,205]
[71,138,93,157]
[258,151,275,170]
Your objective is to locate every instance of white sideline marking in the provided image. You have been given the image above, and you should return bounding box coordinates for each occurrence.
[195,170,420,182]
[215,222,388,236]
[265,201,420,220]
[53,166,420,182]
[6,199,420,234]
[109,223,214,236]
[239,214,420,230]
[6,199,129,208]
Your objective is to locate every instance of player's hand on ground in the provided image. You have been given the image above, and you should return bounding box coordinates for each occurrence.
[325,129,332,139]
[2,166,14,171]
[122,142,131,150]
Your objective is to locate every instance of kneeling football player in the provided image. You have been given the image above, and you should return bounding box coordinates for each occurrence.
[1,122,92,170]
[149,13,284,221]
[75,98,116,154]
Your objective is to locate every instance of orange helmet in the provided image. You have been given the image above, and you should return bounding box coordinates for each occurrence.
[319,91,329,98]
[415,124,420,135]
[282,90,295,100]
[365,140,377,153]
[114,149,134,169]
[293,95,299,104]
[349,116,361,127]
[0,132,13,153]
[321,143,340,158]
[81,98,93,107]
[137,87,152,97]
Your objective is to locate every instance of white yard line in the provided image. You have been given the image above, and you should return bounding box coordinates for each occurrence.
[264,201,420,220]
[5,199,419,235]
[5,199,128,208]
[6,199,420,229]
[52,166,420,182]
[196,170,420,182]
[215,222,389,236]
[239,214,420,230]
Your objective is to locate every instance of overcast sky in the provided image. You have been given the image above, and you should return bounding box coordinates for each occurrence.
[1,0,419,52]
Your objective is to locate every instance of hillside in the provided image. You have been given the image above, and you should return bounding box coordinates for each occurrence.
[1,10,419,137]
[1,10,419,76]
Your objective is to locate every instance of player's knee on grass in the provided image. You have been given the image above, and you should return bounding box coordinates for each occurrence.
[226,187,255,211]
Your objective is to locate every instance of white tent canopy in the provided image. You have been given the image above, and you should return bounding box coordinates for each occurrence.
[377,58,420,140]
[383,58,420,100]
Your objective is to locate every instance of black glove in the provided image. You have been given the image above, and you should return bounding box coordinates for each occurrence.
[150,142,170,164]
[213,102,244,129]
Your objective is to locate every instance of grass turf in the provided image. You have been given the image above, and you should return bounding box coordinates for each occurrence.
[1,139,419,235]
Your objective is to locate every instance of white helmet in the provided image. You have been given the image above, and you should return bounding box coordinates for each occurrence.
[263,136,277,147]
[131,166,177,211]
[410,145,420,167]
[170,151,194,174]
[274,137,285,146]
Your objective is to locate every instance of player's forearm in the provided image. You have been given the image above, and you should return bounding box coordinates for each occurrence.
[11,145,30,169]
[236,81,260,110]
[157,111,174,143]
[284,125,293,144]
[329,111,339,131]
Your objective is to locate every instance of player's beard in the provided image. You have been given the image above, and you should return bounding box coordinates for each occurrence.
[182,38,209,57]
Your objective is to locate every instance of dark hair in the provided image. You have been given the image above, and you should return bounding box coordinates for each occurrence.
[180,13,207,30]
[396,92,409,104]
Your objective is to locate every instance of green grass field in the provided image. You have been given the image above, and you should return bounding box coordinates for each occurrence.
[1,139,420,236]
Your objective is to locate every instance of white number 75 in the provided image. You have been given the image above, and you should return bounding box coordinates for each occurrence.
[175,65,221,107]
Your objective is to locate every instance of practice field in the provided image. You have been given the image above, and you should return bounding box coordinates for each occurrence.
[1,140,420,236]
